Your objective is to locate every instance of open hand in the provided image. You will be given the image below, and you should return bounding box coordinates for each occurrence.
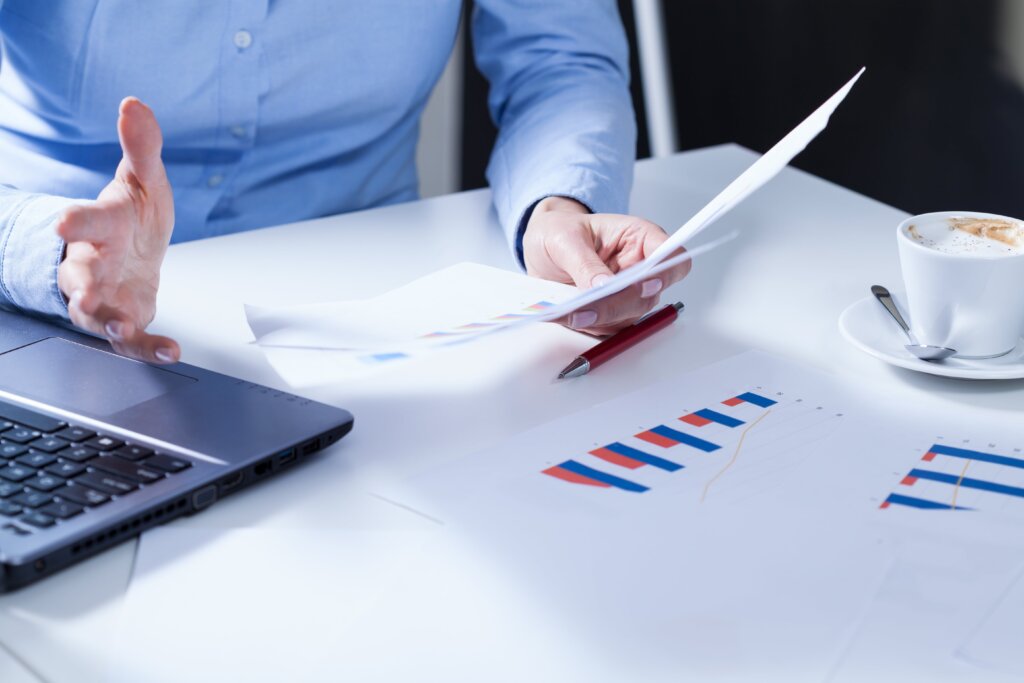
[55,97,180,364]
[523,196,691,335]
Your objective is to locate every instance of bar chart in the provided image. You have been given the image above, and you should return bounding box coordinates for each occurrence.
[881,443,1024,512]
[541,391,792,495]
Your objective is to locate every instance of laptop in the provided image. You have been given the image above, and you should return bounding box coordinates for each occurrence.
[0,308,353,591]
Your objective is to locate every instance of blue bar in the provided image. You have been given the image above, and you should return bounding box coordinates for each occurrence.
[559,460,649,492]
[908,468,1024,500]
[884,493,960,510]
[929,444,1024,471]
[694,409,745,428]
[649,425,721,452]
[604,442,683,471]
[737,392,776,407]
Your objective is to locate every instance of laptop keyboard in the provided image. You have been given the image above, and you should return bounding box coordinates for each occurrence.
[0,399,191,534]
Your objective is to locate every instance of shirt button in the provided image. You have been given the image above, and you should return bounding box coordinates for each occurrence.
[207,174,224,188]
[230,125,247,139]
[233,30,253,49]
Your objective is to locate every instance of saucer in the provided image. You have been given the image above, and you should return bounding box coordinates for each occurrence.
[838,296,1024,380]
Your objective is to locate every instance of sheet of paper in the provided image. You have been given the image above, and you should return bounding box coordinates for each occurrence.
[247,262,576,352]
[827,519,1024,682]
[957,563,1024,677]
[373,351,1024,678]
[646,68,865,264]
[318,504,894,682]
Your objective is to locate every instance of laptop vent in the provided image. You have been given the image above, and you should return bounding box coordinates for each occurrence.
[69,498,189,557]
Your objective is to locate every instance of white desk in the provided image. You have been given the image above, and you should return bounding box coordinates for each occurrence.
[0,144,1020,682]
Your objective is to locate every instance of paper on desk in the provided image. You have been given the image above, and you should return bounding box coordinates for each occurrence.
[956,562,1024,677]
[247,262,576,352]
[247,236,728,359]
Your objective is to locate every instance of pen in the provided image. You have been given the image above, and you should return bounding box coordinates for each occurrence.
[557,302,685,379]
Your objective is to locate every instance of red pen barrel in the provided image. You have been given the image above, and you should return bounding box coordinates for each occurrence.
[582,304,680,370]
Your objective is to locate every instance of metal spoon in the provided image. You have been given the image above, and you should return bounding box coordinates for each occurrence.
[871,285,956,362]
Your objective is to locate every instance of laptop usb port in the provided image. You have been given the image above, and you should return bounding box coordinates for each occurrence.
[275,449,297,468]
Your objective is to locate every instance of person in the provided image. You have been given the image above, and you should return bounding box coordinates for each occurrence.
[0,1,689,364]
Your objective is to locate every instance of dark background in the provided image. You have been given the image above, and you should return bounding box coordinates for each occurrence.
[460,1,1024,219]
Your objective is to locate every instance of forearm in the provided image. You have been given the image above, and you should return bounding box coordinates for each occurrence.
[472,0,637,262]
[0,185,75,318]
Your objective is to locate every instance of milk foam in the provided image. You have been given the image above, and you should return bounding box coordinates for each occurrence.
[907,217,1023,257]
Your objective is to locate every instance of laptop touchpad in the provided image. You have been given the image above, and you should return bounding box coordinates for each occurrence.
[0,337,197,417]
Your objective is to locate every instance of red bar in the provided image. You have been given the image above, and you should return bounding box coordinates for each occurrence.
[900,475,918,486]
[922,452,937,462]
[589,447,644,469]
[679,413,712,427]
[636,430,678,448]
[880,501,890,509]
[542,465,611,488]
[722,397,744,407]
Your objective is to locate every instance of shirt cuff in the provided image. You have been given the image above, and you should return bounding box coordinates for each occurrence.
[505,167,629,271]
[1,194,77,319]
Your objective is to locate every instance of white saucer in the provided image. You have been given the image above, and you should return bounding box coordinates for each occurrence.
[838,296,1024,380]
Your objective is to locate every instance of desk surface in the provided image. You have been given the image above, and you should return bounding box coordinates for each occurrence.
[1,144,1020,682]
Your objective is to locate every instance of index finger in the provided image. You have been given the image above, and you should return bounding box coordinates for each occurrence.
[641,230,692,288]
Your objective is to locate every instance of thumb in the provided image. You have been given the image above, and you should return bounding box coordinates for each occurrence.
[554,229,615,289]
[116,97,167,187]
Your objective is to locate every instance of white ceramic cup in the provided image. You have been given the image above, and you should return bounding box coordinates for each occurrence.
[897,211,1024,359]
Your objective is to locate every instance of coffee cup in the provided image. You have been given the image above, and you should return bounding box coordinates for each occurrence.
[897,211,1024,359]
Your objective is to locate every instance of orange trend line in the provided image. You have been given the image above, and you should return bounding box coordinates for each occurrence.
[700,409,772,503]
[950,459,972,510]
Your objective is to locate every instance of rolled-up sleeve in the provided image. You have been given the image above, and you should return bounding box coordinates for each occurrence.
[471,0,637,265]
[0,186,76,318]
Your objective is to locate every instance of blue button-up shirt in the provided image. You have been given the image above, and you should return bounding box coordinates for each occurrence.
[0,0,635,318]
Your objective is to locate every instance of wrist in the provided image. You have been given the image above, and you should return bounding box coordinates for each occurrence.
[532,196,590,217]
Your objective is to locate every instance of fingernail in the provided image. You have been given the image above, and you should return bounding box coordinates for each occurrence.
[105,321,125,341]
[591,274,611,288]
[569,310,599,329]
[155,348,176,363]
[641,278,663,298]
[69,289,84,308]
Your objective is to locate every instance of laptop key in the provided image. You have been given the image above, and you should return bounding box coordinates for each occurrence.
[144,453,192,473]
[16,452,56,468]
[0,464,37,482]
[46,461,86,478]
[57,484,110,507]
[112,445,154,461]
[29,436,69,453]
[91,457,164,484]
[75,471,136,496]
[63,446,99,463]
[0,500,22,516]
[39,501,83,520]
[26,474,66,492]
[84,435,124,451]
[3,427,40,444]
[0,443,28,458]
[19,512,54,528]
[11,490,52,509]
[0,481,21,498]
[54,426,96,442]
[0,400,65,433]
